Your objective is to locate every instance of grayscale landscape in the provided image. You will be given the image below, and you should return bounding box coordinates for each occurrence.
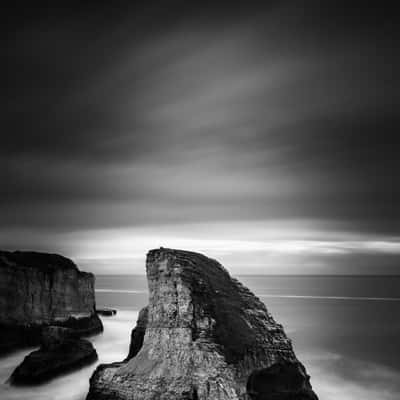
[1,2,399,399]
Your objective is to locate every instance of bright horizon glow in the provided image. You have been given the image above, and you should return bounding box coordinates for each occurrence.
[47,221,400,275]
[2,220,399,275]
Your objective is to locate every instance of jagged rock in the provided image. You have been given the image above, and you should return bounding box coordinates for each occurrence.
[10,326,98,385]
[87,248,318,400]
[0,250,103,354]
[96,308,117,316]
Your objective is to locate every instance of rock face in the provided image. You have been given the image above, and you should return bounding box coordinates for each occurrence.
[125,306,148,362]
[10,326,98,385]
[247,361,318,400]
[0,250,103,354]
[87,248,317,400]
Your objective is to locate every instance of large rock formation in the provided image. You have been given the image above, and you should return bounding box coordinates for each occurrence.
[87,248,317,400]
[0,250,103,354]
[10,326,98,385]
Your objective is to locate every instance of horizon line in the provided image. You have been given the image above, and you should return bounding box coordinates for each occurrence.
[94,273,400,277]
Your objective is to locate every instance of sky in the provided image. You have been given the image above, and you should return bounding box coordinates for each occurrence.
[2,2,399,274]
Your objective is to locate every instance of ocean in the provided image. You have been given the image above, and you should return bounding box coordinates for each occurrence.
[1,275,399,400]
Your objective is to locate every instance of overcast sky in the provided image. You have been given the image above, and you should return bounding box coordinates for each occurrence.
[2,2,399,274]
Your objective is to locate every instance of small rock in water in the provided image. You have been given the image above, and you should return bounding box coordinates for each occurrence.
[96,308,117,316]
[9,326,97,385]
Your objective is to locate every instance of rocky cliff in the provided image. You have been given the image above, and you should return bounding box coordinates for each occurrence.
[0,250,103,354]
[87,248,317,400]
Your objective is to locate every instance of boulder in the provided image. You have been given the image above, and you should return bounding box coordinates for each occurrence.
[10,326,97,385]
[96,308,117,316]
[87,248,318,400]
[41,326,74,349]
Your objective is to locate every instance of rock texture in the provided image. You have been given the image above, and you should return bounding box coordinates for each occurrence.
[10,326,98,385]
[87,248,318,400]
[125,306,148,362]
[0,250,103,354]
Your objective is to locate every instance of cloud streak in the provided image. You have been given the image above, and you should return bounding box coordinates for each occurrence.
[2,2,399,273]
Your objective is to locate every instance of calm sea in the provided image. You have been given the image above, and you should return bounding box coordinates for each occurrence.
[1,275,399,400]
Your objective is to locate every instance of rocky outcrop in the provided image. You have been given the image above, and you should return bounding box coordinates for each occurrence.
[10,326,98,385]
[0,250,103,354]
[87,248,317,400]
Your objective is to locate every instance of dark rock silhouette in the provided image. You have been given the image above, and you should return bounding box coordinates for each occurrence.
[87,248,318,400]
[125,306,148,361]
[0,250,103,354]
[10,326,97,385]
[247,361,318,400]
[96,308,117,316]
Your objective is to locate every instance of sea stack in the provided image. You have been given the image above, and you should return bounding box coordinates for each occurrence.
[87,248,318,400]
[0,250,103,354]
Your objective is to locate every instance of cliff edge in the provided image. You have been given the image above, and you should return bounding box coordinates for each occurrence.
[87,248,317,400]
[0,250,103,354]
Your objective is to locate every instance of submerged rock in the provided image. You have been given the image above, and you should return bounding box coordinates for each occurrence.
[87,248,318,400]
[0,250,103,354]
[10,326,98,385]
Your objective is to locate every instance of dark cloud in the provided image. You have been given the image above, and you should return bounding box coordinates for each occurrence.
[2,2,399,271]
